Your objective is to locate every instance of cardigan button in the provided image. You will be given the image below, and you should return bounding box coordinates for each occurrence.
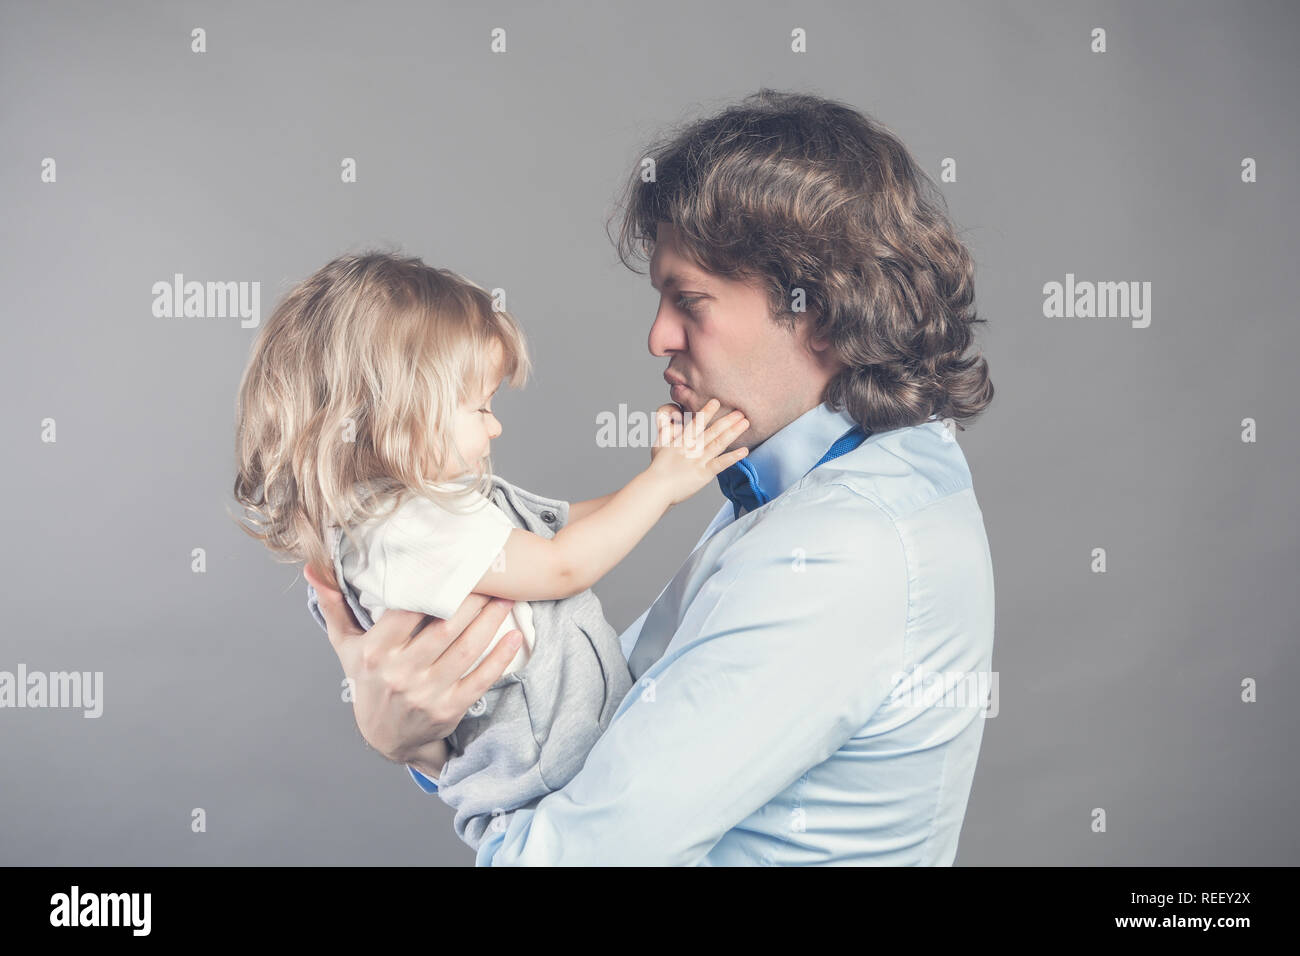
[467,697,487,717]
[540,510,557,524]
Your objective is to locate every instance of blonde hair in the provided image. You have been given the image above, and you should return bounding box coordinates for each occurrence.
[231,250,531,588]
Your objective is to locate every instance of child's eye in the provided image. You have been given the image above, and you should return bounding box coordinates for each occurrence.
[676,295,700,314]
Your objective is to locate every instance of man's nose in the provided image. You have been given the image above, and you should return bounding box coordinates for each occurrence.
[647,301,685,357]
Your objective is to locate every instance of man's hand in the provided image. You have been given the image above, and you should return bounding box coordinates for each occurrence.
[304,564,523,777]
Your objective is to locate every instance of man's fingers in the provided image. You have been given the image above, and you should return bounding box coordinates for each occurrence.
[368,607,437,654]
[416,595,516,681]
[453,628,522,707]
[406,591,497,667]
[305,563,364,648]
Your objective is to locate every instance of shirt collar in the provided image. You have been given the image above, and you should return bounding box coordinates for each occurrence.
[742,401,862,504]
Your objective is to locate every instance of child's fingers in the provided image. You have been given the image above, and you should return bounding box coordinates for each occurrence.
[655,404,680,439]
[655,414,672,448]
[686,398,721,436]
[699,409,747,444]
[656,402,683,427]
[702,414,750,456]
[684,413,742,460]
[708,447,749,475]
[656,405,684,445]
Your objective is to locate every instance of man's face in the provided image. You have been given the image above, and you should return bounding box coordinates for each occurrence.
[647,222,841,451]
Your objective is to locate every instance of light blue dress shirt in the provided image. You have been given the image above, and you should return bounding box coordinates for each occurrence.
[415,401,996,865]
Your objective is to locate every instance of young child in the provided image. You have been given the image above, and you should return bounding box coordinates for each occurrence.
[232,251,750,849]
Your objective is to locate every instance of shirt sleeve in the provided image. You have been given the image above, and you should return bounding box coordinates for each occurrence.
[408,765,439,793]
[475,483,909,865]
[371,492,514,621]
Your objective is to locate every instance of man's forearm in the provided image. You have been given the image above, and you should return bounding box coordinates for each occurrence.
[408,738,451,780]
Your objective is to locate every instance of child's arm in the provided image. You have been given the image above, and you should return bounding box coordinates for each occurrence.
[473,469,671,601]
[568,493,615,523]
[473,400,750,602]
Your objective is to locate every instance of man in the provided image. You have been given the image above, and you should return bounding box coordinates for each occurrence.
[307,89,996,864]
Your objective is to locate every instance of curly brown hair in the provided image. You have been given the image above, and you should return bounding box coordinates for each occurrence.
[231,251,531,588]
[610,88,993,434]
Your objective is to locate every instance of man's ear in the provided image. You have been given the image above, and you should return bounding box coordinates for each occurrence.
[808,318,833,352]
[806,321,846,373]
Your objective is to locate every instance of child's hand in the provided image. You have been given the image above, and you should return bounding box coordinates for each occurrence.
[648,398,750,506]
[650,403,684,466]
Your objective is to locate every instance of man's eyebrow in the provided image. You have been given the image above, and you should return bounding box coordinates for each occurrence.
[650,270,701,292]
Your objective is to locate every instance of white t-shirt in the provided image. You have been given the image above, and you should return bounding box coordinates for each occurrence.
[332,485,535,679]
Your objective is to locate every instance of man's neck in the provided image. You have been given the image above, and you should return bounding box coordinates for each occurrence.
[750,395,828,450]
[733,400,860,506]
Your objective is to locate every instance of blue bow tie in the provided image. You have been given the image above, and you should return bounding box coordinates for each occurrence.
[717,459,768,519]
[717,424,871,519]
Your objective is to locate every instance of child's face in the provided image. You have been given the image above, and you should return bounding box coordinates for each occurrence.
[446,360,503,481]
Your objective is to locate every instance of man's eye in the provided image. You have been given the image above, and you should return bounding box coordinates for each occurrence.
[676,295,700,313]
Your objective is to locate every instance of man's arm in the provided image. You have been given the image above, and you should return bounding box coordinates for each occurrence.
[307,582,449,787]
[305,573,521,795]
[476,487,909,865]
[408,740,450,780]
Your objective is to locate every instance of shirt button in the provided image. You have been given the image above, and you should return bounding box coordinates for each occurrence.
[540,510,557,524]
[468,697,487,717]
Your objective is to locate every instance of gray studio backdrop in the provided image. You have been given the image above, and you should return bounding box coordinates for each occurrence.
[2,0,1296,865]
